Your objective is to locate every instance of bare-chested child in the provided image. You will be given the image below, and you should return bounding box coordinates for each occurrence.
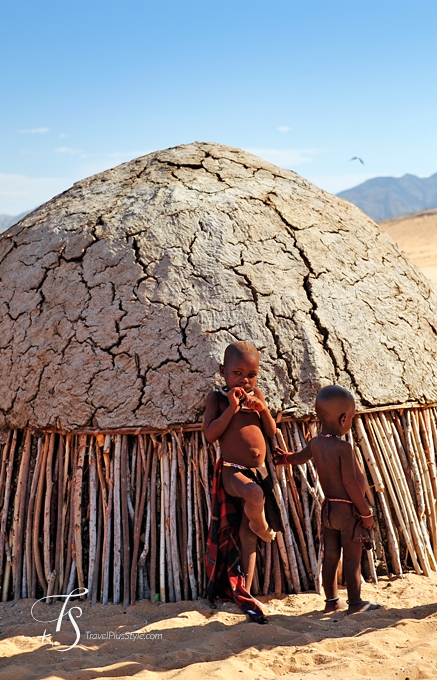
[274,385,382,614]
[204,341,278,593]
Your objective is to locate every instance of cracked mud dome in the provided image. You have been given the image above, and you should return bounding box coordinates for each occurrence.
[1,142,437,433]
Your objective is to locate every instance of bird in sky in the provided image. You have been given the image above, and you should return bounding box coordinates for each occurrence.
[349,156,364,164]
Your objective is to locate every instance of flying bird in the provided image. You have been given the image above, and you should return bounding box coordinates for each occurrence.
[349,156,364,165]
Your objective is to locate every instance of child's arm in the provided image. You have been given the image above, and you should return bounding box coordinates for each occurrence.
[273,440,313,466]
[340,443,374,528]
[245,387,277,438]
[203,389,242,443]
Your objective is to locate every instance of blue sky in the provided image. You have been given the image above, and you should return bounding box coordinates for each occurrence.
[1,0,436,214]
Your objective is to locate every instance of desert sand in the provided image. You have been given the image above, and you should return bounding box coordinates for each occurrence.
[1,571,437,679]
[382,209,437,290]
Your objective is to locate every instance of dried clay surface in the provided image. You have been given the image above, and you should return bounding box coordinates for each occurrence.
[1,142,437,432]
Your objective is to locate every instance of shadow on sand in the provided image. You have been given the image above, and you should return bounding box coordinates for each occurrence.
[1,594,437,679]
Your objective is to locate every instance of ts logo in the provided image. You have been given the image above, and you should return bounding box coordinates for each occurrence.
[31,587,88,651]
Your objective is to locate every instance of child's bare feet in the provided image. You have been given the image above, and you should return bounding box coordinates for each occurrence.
[324,597,347,613]
[346,599,382,614]
[248,521,276,542]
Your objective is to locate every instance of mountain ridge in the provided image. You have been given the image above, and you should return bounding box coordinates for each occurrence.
[337,172,437,221]
[0,211,31,233]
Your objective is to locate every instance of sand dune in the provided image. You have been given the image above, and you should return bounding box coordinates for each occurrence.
[1,572,437,679]
[382,209,437,291]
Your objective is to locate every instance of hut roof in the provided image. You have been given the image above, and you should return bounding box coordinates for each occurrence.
[1,142,437,432]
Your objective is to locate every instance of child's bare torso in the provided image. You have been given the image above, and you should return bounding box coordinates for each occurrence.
[311,436,366,499]
[216,392,267,468]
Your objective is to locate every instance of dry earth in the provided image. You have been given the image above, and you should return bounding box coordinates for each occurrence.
[1,572,437,679]
[381,209,437,291]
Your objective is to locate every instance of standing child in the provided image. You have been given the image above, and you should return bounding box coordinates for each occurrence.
[204,341,282,623]
[274,385,381,614]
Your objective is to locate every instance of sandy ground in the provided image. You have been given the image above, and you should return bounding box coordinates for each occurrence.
[1,572,437,679]
[382,210,437,291]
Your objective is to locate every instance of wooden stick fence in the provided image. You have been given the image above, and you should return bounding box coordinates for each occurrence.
[1,404,437,604]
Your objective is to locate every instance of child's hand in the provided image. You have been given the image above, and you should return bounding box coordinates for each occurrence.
[226,387,245,411]
[273,446,289,465]
[361,514,375,531]
[243,395,264,412]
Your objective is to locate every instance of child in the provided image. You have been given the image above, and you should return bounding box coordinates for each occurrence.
[204,341,282,623]
[274,385,381,614]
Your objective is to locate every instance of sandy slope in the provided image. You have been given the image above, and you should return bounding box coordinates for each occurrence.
[1,572,437,679]
[382,210,437,290]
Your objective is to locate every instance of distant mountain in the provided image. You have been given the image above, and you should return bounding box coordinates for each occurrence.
[380,205,437,223]
[0,211,31,233]
[337,173,437,222]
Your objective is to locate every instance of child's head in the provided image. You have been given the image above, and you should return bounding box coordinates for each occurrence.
[315,385,356,436]
[220,341,260,391]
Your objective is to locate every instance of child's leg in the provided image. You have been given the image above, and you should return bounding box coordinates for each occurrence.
[239,505,258,592]
[222,467,275,542]
[341,536,381,613]
[335,506,382,614]
[322,525,347,612]
[341,534,363,603]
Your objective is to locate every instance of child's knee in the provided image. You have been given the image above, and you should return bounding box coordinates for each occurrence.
[243,483,264,506]
[342,546,363,564]
[324,545,340,561]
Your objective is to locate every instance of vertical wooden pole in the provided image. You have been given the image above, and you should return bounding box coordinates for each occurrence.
[162,440,175,602]
[191,437,204,596]
[262,540,272,595]
[149,438,158,603]
[186,438,197,599]
[272,540,281,595]
[102,454,114,605]
[73,435,87,597]
[131,436,152,604]
[120,435,131,609]
[88,438,98,602]
[0,430,17,590]
[159,441,166,602]
[12,430,32,602]
[0,431,12,507]
[63,437,77,595]
[33,434,49,596]
[113,435,122,605]
[138,480,151,599]
[43,432,56,594]
[54,435,65,596]
[170,436,182,601]
[26,437,43,599]
[173,431,189,600]
[92,485,103,606]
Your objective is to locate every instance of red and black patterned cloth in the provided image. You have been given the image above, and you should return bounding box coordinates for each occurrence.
[205,457,281,622]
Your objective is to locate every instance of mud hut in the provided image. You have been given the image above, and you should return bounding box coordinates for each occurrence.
[1,142,437,605]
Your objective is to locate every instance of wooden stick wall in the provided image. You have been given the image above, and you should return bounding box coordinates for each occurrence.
[0,405,437,604]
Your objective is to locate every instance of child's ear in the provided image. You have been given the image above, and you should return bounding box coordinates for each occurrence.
[339,413,347,426]
[219,364,225,377]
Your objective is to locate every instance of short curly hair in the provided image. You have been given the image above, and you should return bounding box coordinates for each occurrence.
[223,341,259,365]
